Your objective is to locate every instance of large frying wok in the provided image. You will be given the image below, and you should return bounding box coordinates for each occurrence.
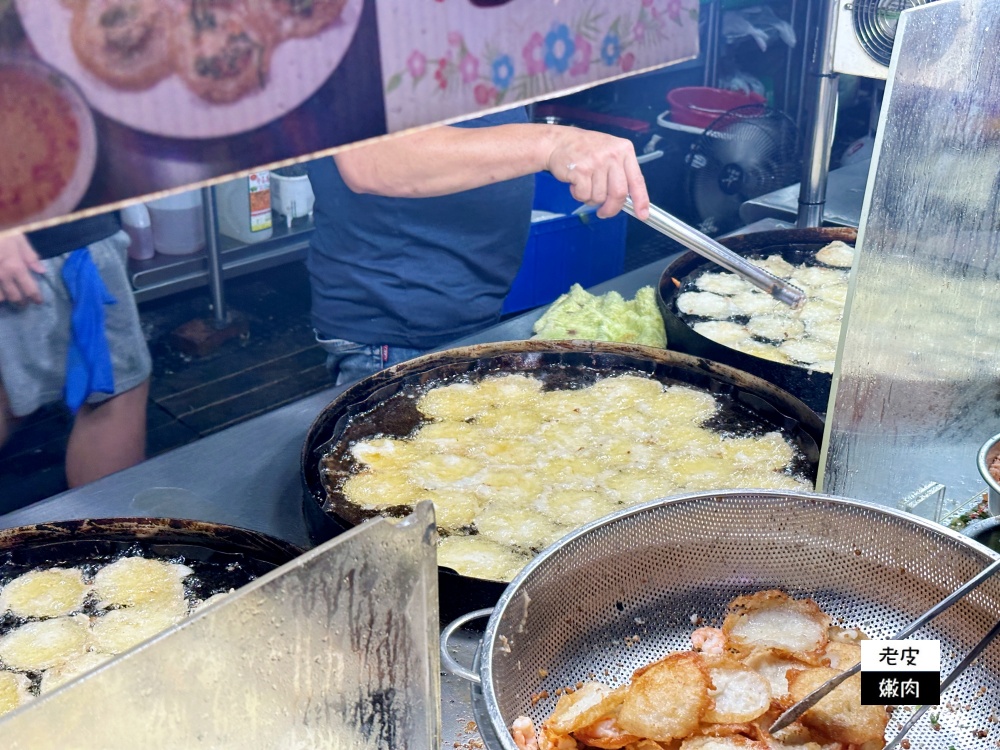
[0,517,302,577]
[300,340,824,620]
[0,518,303,701]
[658,226,857,414]
[441,490,1000,750]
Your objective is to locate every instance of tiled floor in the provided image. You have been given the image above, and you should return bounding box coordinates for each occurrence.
[0,232,676,515]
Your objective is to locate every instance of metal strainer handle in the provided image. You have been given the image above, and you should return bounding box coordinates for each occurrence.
[770,556,1000,734]
[440,608,494,684]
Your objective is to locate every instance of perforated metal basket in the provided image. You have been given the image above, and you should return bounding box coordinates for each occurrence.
[459,490,1000,749]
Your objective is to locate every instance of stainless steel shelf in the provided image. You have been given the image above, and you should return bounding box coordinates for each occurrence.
[129,216,314,304]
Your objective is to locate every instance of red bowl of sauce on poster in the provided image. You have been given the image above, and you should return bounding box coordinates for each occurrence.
[0,57,97,231]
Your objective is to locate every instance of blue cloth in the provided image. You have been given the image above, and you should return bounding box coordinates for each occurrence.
[306,108,535,349]
[61,248,117,414]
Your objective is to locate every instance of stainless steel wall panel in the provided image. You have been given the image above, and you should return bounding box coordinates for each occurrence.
[822,0,1000,514]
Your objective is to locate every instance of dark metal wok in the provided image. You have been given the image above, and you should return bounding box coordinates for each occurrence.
[300,340,825,620]
[0,517,303,696]
[658,226,857,414]
[0,517,302,621]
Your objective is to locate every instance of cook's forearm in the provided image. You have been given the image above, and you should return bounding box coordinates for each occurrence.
[331,121,650,219]
[333,124,555,197]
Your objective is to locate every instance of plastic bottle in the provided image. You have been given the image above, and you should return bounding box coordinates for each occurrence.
[215,171,274,244]
[147,190,206,256]
[120,203,155,261]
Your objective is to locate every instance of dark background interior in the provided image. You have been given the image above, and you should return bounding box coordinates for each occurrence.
[0,0,879,513]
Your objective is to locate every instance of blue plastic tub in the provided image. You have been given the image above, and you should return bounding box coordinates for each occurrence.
[502,172,627,315]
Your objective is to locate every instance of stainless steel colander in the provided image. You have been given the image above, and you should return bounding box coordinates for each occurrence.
[446,490,1000,749]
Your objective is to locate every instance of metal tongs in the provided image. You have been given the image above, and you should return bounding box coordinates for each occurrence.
[622,197,806,309]
[769,556,1000,749]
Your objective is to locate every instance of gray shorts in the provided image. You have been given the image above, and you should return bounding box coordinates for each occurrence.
[0,231,152,418]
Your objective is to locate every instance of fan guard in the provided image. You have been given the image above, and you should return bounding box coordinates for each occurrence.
[851,0,929,66]
[684,105,800,237]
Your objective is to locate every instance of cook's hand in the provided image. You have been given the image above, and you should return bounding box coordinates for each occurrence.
[544,127,650,220]
[0,233,45,305]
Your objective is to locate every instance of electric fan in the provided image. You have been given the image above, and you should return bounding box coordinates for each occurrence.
[852,0,929,66]
[684,104,800,237]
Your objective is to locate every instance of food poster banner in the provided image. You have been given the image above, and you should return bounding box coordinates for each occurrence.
[378,0,700,131]
[0,0,698,236]
[0,0,382,235]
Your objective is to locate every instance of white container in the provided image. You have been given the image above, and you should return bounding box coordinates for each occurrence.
[147,190,206,256]
[270,171,315,228]
[120,203,155,261]
[216,171,274,244]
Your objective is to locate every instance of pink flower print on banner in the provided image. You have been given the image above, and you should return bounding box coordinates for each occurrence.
[407,50,427,80]
[383,0,699,107]
[474,83,497,105]
[522,31,546,75]
[570,34,592,76]
[459,52,480,83]
[434,57,449,89]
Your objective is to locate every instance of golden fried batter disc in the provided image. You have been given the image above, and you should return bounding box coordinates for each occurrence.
[787,666,888,746]
[0,671,31,716]
[93,557,193,609]
[89,601,188,655]
[544,682,623,736]
[435,535,530,583]
[0,615,90,672]
[679,736,767,749]
[741,648,810,702]
[703,663,771,724]
[823,641,861,670]
[722,591,830,659]
[71,0,174,90]
[0,567,90,618]
[40,651,114,694]
[618,652,712,742]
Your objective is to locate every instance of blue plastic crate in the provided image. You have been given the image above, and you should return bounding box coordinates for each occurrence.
[502,172,627,314]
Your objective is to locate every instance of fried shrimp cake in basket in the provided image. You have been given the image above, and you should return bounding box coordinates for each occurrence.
[512,591,888,750]
[71,0,175,89]
[172,0,272,103]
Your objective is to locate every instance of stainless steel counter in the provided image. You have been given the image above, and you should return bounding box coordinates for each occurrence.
[0,257,672,750]
[739,159,870,229]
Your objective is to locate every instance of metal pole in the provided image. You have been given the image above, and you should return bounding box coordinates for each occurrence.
[795,0,815,131]
[782,0,800,117]
[703,0,722,88]
[201,186,228,328]
[796,0,840,228]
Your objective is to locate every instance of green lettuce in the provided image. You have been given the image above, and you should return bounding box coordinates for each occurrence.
[531,284,667,348]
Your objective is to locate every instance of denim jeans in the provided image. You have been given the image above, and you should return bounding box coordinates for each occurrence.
[314,332,428,387]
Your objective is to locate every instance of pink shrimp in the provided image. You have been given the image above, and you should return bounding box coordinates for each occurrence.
[512,716,539,750]
[691,626,727,654]
[572,717,638,748]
